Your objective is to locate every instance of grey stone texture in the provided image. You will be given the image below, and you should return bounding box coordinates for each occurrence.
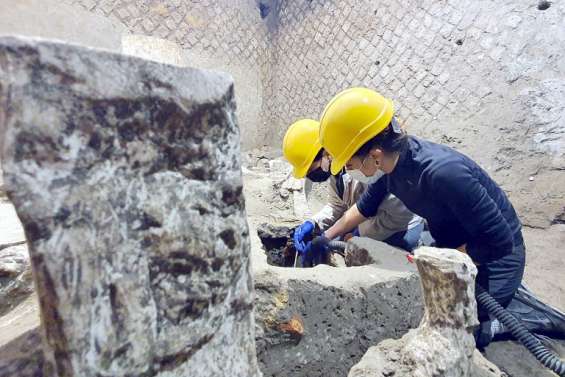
[348,247,503,377]
[0,243,33,317]
[253,237,423,377]
[65,0,272,151]
[0,36,260,377]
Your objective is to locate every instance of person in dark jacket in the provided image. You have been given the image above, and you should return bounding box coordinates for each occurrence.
[310,87,526,346]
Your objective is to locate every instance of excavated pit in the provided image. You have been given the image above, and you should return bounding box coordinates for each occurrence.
[256,223,297,267]
[256,223,324,267]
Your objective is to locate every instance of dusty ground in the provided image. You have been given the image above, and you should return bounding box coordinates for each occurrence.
[0,153,563,375]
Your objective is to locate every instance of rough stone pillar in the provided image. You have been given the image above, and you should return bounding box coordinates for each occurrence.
[0,36,261,377]
[348,247,503,377]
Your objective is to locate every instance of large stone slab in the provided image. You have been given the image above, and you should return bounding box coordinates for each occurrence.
[0,36,260,377]
[252,235,423,377]
[348,247,504,377]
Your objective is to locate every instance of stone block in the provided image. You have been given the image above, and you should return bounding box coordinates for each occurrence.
[0,36,260,377]
[254,237,423,377]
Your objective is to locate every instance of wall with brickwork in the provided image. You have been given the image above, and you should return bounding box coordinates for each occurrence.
[66,0,273,149]
[266,0,565,228]
[1,0,564,227]
[0,0,271,150]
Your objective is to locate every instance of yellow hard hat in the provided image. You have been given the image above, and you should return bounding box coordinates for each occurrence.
[283,119,322,178]
[319,87,394,175]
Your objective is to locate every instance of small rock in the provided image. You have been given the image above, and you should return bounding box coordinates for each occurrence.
[279,188,290,199]
[0,243,33,316]
[388,350,400,362]
[268,159,292,174]
[258,157,270,169]
[529,176,535,181]
[277,314,304,339]
[282,176,304,192]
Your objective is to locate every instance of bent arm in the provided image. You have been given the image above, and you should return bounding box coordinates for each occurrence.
[325,204,367,240]
[311,177,348,230]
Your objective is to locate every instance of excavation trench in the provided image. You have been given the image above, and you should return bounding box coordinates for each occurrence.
[256,223,343,267]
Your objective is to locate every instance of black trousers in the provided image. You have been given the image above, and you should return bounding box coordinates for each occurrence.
[474,235,526,322]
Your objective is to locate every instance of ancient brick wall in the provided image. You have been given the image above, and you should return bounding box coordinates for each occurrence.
[265,0,565,227]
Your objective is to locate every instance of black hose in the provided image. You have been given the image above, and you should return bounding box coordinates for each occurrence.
[476,285,565,376]
[328,240,347,257]
[328,240,347,251]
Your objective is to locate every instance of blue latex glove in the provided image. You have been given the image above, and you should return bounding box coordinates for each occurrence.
[293,220,315,254]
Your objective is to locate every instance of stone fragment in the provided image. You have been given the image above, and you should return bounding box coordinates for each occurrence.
[0,243,33,316]
[256,223,297,267]
[348,247,505,377]
[0,36,260,377]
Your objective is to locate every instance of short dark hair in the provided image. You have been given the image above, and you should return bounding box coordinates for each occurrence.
[353,121,407,158]
[312,148,324,162]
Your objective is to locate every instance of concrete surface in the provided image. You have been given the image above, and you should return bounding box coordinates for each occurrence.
[0,0,125,51]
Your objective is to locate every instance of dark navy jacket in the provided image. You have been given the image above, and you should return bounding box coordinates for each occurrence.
[357,136,522,263]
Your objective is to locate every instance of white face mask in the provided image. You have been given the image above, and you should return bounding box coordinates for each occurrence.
[347,169,384,184]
